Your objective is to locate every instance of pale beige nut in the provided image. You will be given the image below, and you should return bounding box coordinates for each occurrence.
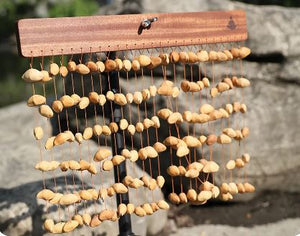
[187,189,197,202]
[167,165,180,176]
[36,189,55,201]
[73,214,83,226]
[157,200,169,210]
[197,50,209,62]
[63,220,79,233]
[82,213,92,225]
[217,134,232,144]
[203,161,219,173]
[94,148,111,162]
[132,60,140,71]
[156,175,165,188]
[44,219,54,232]
[27,94,46,106]
[52,222,65,234]
[76,64,90,74]
[75,132,83,144]
[114,93,127,106]
[153,142,166,153]
[122,59,132,72]
[82,127,93,140]
[52,100,63,113]
[197,190,212,201]
[169,51,180,63]
[200,104,214,114]
[157,108,173,120]
[33,126,44,140]
[93,124,102,136]
[89,92,99,104]
[138,55,151,67]
[96,61,105,72]
[133,91,143,104]
[67,61,76,72]
[68,160,80,170]
[226,160,236,170]
[59,193,80,205]
[113,183,128,194]
[118,203,127,217]
[127,203,135,214]
[59,66,68,77]
[148,56,162,69]
[41,70,52,82]
[22,68,44,83]
[151,116,160,128]
[86,61,98,72]
[49,63,60,75]
[109,122,119,133]
[39,105,53,118]
[54,132,69,146]
[168,192,180,204]
[102,160,114,171]
[90,214,101,227]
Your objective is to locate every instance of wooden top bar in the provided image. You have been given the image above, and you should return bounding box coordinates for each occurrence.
[16,10,247,58]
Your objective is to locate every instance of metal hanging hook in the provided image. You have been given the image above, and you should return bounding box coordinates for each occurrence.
[138,17,158,35]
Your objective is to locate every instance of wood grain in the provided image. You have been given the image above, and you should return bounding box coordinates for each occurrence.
[16,10,248,58]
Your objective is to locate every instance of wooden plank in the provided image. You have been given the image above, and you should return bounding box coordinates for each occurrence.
[16,10,247,58]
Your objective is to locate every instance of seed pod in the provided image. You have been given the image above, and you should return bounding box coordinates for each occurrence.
[210,87,219,98]
[223,77,234,89]
[181,80,190,92]
[51,100,63,113]
[169,192,180,204]
[176,145,189,157]
[79,190,93,200]
[105,91,114,102]
[188,162,204,172]
[63,130,74,142]
[142,89,151,101]
[157,85,173,96]
[142,118,153,129]
[140,175,150,187]
[225,103,233,114]
[217,82,230,92]
[217,51,228,61]
[231,47,240,58]
[148,117,159,130]
[138,148,148,160]
[59,193,80,205]
[185,169,199,178]
[88,163,97,174]
[123,175,133,186]
[179,51,189,63]
[69,160,80,170]
[82,213,91,226]
[52,222,65,234]
[198,191,212,201]
[156,175,165,188]
[109,122,118,133]
[157,108,173,120]
[198,135,207,145]
[239,47,251,58]
[121,149,131,159]
[54,132,68,146]
[148,178,157,190]
[67,61,76,72]
[176,165,185,176]
[39,105,53,118]
[44,219,54,232]
[169,51,180,63]
[203,161,219,173]
[200,104,214,114]
[240,103,247,113]
[136,122,144,133]
[241,127,250,138]
[41,70,52,82]
[118,203,127,217]
[113,183,128,194]
[228,182,238,195]
[91,124,102,136]
[153,142,166,153]
[167,165,180,176]
[82,127,93,140]
[187,189,197,201]
[100,125,110,136]
[197,50,209,62]
[94,61,105,73]
[68,94,80,106]
[202,77,210,87]
[163,136,179,147]
[142,203,153,215]
[157,200,169,210]
[79,159,90,171]
[36,189,55,200]
[105,59,117,72]
[112,155,125,165]
[102,160,114,171]
[88,92,99,104]
[222,128,236,138]
[58,66,68,77]
[182,111,192,122]
[208,51,218,61]
[223,50,233,60]
[76,64,90,74]
[129,178,143,189]
[235,158,245,168]
[27,94,46,106]
[235,183,245,193]
[206,134,217,146]
[122,59,132,72]
[237,78,251,88]
[226,160,236,170]
[126,203,135,214]
[242,153,250,163]
[189,82,201,92]
[149,202,159,212]
[183,136,201,147]
[131,59,140,71]
[135,206,146,217]
[159,53,170,65]
[114,93,127,106]
[133,91,143,104]
[73,214,83,226]
[175,192,187,204]
[145,146,158,158]
[167,112,183,124]
[90,214,101,227]
[220,183,230,193]
[200,181,214,191]
[78,97,89,109]
[188,51,199,63]
[33,126,44,140]
[137,55,151,67]
[94,148,111,162]
[210,186,220,198]
[99,188,108,200]
[114,58,123,71]
[129,150,138,162]
[217,134,232,144]
[127,124,135,136]
[44,136,55,150]
[172,86,180,98]
[74,132,83,144]
[49,193,63,204]
[34,161,51,171]
[235,130,243,140]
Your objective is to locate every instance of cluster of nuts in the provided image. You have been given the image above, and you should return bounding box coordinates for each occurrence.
[35,159,97,174]
[43,198,169,234]
[122,175,165,190]
[219,182,255,201]
[21,47,251,84]
[226,153,251,170]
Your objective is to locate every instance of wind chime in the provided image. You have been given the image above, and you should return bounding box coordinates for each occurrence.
[16,10,255,235]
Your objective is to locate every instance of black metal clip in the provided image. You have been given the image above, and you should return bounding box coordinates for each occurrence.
[138,17,158,35]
